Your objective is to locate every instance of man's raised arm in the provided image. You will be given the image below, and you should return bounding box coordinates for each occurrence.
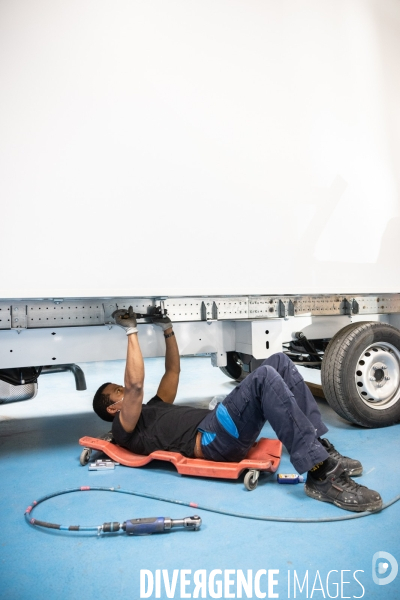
[112,308,144,433]
[152,315,180,404]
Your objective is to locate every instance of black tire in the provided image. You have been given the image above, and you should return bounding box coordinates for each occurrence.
[321,321,371,421]
[219,352,248,382]
[321,322,400,427]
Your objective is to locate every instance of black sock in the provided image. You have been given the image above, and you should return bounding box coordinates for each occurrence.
[308,457,337,480]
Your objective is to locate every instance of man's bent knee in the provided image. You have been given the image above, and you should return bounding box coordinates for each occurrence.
[276,352,292,364]
[261,352,291,369]
[256,364,279,382]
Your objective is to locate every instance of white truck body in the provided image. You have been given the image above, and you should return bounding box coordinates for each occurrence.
[0,0,400,426]
[0,0,399,299]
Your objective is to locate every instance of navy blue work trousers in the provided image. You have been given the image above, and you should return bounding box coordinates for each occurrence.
[197,353,329,474]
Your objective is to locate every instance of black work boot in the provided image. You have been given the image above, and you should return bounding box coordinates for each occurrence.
[319,438,363,476]
[305,461,382,512]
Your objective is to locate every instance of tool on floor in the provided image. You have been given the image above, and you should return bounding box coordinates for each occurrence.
[79,436,282,491]
[24,486,201,535]
[88,459,119,471]
[277,474,305,484]
[122,515,201,535]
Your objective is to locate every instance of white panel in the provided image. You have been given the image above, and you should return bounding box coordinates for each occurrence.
[0,327,132,368]
[388,314,400,330]
[235,319,283,359]
[0,1,399,298]
[235,322,253,356]
[251,320,283,359]
[350,314,389,324]
[280,314,389,342]
[0,321,235,368]
[173,321,235,357]
[281,316,350,342]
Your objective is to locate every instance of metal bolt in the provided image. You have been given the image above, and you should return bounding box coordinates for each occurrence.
[372,366,377,370]
[14,318,18,322]
[377,384,383,388]
[385,376,390,381]
[369,377,376,381]
[382,365,387,370]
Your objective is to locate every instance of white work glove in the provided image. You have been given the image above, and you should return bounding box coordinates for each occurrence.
[112,307,138,335]
[151,315,173,332]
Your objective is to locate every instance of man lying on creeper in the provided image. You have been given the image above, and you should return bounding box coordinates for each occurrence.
[92,308,382,513]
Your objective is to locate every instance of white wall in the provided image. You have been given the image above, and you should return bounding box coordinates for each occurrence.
[0,0,399,298]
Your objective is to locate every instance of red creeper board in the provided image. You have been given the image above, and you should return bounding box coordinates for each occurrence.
[79,436,282,480]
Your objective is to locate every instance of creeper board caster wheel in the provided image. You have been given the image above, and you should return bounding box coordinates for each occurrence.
[80,447,92,466]
[244,469,260,491]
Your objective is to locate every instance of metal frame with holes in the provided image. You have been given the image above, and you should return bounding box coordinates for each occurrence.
[0,294,399,369]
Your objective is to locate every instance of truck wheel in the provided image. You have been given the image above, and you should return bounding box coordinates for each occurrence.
[219,352,247,381]
[321,322,400,427]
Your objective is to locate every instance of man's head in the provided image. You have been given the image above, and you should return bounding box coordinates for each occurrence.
[92,382,125,422]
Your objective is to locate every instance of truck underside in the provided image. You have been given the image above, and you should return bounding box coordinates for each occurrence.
[1,293,400,429]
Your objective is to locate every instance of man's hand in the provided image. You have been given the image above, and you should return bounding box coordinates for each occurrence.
[151,315,173,332]
[112,306,138,335]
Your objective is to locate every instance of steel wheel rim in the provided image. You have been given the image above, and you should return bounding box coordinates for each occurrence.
[355,342,400,410]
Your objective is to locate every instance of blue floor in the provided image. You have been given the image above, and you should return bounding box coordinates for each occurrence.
[1,357,399,600]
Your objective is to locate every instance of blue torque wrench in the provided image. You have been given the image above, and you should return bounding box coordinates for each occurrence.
[122,516,202,535]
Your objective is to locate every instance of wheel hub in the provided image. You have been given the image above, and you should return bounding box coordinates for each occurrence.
[355,343,400,409]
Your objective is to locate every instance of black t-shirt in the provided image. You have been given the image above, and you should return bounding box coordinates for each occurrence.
[111,396,209,458]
